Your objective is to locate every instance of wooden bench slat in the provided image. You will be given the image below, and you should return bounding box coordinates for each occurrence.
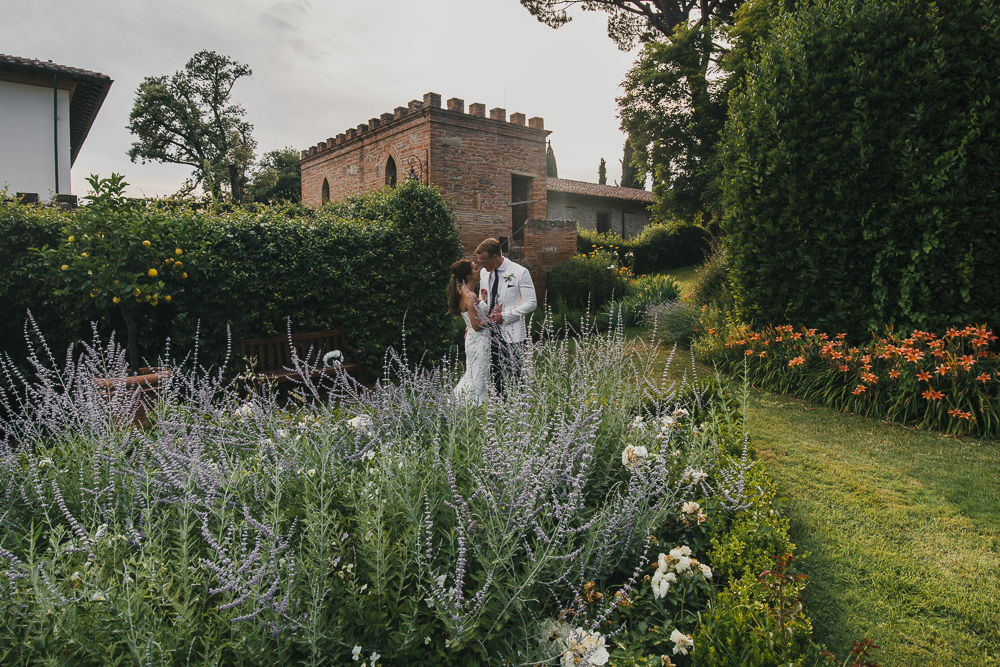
[240,329,361,382]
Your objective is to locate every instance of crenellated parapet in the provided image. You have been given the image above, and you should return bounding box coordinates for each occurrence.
[300,92,545,160]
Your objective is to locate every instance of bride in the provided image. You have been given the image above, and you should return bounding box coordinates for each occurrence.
[447,259,490,405]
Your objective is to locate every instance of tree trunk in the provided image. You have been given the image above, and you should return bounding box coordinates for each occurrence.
[229,163,241,205]
[120,302,140,376]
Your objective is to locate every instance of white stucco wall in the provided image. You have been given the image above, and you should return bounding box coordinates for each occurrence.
[0,80,72,196]
[547,191,651,239]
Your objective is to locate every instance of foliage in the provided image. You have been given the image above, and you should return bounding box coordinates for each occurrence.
[619,20,731,225]
[1,180,460,380]
[547,141,559,178]
[699,322,1000,439]
[127,50,256,202]
[247,147,302,204]
[578,223,711,276]
[689,237,732,312]
[30,174,213,374]
[547,249,632,313]
[647,301,702,342]
[620,137,645,190]
[0,312,808,666]
[721,0,1000,337]
[599,157,608,185]
[516,0,746,50]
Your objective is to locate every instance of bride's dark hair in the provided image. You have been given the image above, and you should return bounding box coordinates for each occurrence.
[447,259,475,316]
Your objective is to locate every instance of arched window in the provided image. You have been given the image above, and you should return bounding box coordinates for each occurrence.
[385,156,397,187]
[321,178,330,203]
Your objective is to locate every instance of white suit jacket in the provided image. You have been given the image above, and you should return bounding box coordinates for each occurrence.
[480,258,537,343]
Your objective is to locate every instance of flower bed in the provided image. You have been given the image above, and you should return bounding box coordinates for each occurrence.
[0,322,838,666]
[699,323,1000,438]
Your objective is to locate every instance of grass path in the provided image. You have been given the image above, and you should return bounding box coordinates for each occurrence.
[746,389,1000,666]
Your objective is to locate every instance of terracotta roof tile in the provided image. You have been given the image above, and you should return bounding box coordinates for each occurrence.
[0,54,111,81]
[546,177,652,203]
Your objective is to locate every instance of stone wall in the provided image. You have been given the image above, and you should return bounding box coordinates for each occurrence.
[546,191,651,239]
[522,218,577,302]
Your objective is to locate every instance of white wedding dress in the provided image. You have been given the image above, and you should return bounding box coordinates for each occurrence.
[453,299,491,405]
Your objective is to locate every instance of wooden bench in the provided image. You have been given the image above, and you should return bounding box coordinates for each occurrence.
[239,329,361,383]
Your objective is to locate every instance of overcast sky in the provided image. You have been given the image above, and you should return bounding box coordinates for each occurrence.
[3,0,644,198]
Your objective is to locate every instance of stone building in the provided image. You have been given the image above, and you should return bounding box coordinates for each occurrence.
[299,92,651,296]
[546,178,653,239]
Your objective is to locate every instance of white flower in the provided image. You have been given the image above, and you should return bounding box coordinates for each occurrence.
[539,618,570,644]
[435,574,446,586]
[630,415,645,428]
[91,592,105,601]
[307,468,316,478]
[503,271,514,282]
[352,645,362,661]
[651,567,677,599]
[38,458,53,468]
[234,403,253,419]
[277,429,289,439]
[424,598,435,608]
[683,468,708,484]
[363,449,376,461]
[370,652,380,662]
[621,444,648,470]
[673,407,690,417]
[561,627,610,666]
[699,563,713,579]
[682,501,700,515]
[347,415,372,435]
[323,350,344,368]
[424,636,431,645]
[670,629,694,655]
[669,546,692,559]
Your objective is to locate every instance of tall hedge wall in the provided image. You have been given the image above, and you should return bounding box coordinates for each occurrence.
[0,181,461,377]
[578,223,711,275]
[721,0,1000,338]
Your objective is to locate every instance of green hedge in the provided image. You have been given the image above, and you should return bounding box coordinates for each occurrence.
[578,222,711,274]
[721,0,1000,338]
[1,180,461,377]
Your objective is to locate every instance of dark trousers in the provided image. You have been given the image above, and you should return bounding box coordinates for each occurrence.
[490,335,522,396]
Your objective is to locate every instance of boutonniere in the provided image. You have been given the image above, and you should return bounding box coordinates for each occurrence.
[503,271,515,284]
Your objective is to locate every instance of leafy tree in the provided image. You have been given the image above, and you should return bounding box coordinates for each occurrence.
[518,0,744,49]
[546,141,559,178]
[619,20,730,223]
[598,158,607,185]
[127,50,256,203]
[721,0,1000,336]
[33,174,212,373]
[248,147,302,204]
[620,136,645,189]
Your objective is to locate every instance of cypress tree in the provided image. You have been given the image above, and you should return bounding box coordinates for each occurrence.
[620,139,644,189]
[546,141,558,177]
[598,158,607,185]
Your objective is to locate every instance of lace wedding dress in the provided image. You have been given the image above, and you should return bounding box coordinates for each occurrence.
[453,299,491,405]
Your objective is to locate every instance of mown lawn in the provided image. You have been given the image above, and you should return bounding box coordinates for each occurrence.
[627,308,1000,666]
[747,389,1000,667]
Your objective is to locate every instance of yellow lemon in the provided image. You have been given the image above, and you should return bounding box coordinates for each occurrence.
[134,288,140,296]
[182,272,188,279]
[113,296,121,304]
[60,264,69,271]
[148,268,157,278]
[175,248,183,256]
[68,235,75,243]
[164,295,172,302]
[143,240,151,247]
[90,291,97,298]
[174,261,183,268]
[81,252,88,258]
[145,295,151,301]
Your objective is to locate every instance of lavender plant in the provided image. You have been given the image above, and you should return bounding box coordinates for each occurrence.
[0,311,755,666]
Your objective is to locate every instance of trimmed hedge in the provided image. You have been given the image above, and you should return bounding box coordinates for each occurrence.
[578,222,710,275]
[1,180,461,377]
[721,0,1000,338]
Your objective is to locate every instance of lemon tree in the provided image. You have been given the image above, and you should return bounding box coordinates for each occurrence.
[35,173,209,374]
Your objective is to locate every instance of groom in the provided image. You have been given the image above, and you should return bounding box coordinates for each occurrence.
[476,237,537,395]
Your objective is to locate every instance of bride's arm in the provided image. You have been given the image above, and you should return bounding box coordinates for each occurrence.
[465,292,487,332]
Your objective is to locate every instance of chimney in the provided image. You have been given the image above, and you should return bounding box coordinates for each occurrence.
[510,112,526,126]
[489,107,506,121]
[469,103,486,117]
[423,92,442,109]
[447,97,464,113]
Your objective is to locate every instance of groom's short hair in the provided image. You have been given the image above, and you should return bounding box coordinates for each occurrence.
[476,238,502,258]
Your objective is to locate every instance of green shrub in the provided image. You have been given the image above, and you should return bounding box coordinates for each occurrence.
[628,273,681,307]
[578,223,711,275]
[546,249,631,311]
[721,0,1000,338]
[646,300,702,342]
[1,180,461,378]
[690,237,733,312]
